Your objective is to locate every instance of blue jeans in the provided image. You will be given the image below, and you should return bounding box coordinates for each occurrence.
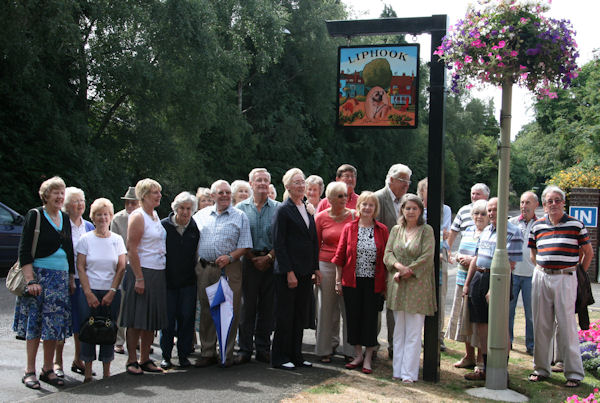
[160,284,197,360]
[79,289,121,363]
[509,274,534,351]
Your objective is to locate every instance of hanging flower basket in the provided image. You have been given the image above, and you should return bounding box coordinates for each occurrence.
[434,0,579,98]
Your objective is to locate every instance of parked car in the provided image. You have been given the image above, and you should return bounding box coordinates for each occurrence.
[0,202,24,271]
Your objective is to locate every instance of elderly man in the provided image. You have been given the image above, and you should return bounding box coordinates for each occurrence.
[234,169,280,365]
[508,191,539,356]
[110,186,139,355]
[463,197,523,381]
[193,180,252,368]
[528,186,593,388]
[374,163,412,359]
[447,183,490,249]
[316,164,359,212]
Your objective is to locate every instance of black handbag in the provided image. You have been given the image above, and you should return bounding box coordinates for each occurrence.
[79,314,117,345]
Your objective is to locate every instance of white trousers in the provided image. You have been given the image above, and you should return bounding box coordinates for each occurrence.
[532,267,584,380]
[393,310,425,381]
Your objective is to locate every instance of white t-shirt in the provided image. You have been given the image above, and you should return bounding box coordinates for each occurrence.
[77,232,127,290]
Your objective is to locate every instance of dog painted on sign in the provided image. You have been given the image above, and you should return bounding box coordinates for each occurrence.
[365,86,391,122]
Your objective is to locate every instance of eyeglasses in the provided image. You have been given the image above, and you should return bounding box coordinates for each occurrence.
[340,173,355,180]
[545,198,563,205]
[292,180,306,186]
[393,177,411,185]
[216,191,231,196]
[337,193,348,198]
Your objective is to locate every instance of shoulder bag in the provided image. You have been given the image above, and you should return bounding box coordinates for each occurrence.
[6,209,41,296]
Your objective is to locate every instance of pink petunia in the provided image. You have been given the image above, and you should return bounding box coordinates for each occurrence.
[511,50,518,57]
[498,40,506,48]
[465,55,473,63]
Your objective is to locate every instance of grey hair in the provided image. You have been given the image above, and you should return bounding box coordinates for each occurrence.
[210,180,230,194]
[231,180,251,196]
[385,163,412,185]
[62,186,85,212]
[471,183,490,198]
[171,191,198,213]
[471,199,488,217]
[521,190,539,203]
[269,184,277,199]
[196,187,211,199]
[306,175,325,196]
[325,181,348,200]
[541,185,565,204]
[282,168,305,189]
[248,168,271,183]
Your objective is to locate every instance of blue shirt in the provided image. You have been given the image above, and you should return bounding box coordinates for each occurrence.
[424,204,452,250]
[475,221,523,269]
[236,197,280,252]
[456,225,479,285]
[193,204,253,261]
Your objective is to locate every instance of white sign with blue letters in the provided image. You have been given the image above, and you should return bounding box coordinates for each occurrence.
[569,206,598,228]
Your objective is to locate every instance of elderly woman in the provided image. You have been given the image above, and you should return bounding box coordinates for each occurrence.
[76,198,126,382]
[384,193,436,383]
[231,180,252,205]
[272,168,322,370]
[196,187,213,211]
[14,176,74,389]
[332,192,389,374]
[446,199,488,370]
[305,175,324,211]
[314,181,355,363]
[120,178,168,375]
[54,187,95,378]
[268,184,277,201]
[159,192,199,369]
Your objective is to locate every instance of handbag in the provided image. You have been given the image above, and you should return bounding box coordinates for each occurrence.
[79,313,118,345]
[6,209,41,296]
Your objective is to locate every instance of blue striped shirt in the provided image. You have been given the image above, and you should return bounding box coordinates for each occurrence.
[475,221,523,269]
[456,225,479,285]
[236,197,280,251]
[193,204,253,261]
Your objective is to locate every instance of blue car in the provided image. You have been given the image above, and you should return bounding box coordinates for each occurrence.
[0,202,24,268]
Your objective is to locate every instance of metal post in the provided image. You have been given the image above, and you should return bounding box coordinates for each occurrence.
[485,78,512,390]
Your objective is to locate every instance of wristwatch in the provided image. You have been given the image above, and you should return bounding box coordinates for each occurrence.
[228,254,234,263]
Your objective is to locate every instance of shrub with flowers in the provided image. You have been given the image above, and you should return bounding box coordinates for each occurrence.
[579,320,600,378]
[434,0,579,99]
[566,388,600,403]
[547,165,600,201]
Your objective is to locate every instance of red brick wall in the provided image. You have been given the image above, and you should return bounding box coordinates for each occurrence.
[570,188,599,282]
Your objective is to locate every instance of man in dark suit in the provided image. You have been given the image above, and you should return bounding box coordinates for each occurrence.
[374,163,412,358]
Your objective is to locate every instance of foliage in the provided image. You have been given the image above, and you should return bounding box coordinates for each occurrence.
[362,58,393,89]
[565,389,600,403]
[434,0,579,99]
[546,165,600,199]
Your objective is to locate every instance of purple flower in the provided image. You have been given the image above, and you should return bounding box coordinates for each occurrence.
[526,48,540,56]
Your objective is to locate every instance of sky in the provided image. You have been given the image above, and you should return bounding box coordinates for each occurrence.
[342,0,599,136]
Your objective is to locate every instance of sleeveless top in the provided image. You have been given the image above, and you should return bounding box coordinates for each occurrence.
[133,207,167,270]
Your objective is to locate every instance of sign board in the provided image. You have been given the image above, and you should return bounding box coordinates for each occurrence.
[569,206,598,228]
[337,44,419,128]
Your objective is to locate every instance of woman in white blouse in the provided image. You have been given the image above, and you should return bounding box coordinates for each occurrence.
[77,198,126,382]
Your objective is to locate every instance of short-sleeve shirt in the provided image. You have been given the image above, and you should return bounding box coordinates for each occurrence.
[315,210,354,262]
[236,197,280,252]
[475,221,523,269]
[77,232,127,290]
[193,204,253,260]
[316,192,359,213]
[528,213,590,269]
[456,225,479,285]
[509,215,537,276]
[451,203,473,233]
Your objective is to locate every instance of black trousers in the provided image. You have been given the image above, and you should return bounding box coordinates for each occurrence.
[343,277,379,347]
[271,273,311,367]
[238,257,274,357]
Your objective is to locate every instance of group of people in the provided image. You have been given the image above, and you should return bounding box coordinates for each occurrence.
[13,162,593,389]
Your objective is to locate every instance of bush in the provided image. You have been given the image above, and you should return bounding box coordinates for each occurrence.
[547,164,600,202]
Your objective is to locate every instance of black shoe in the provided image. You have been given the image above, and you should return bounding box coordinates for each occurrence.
[255,351,270,364]
[194,356,218,368]
[234,354,251,365]
[221,359,234,368]
[160,359,172,370]
[440,341,446,352]
[178,357,191,368]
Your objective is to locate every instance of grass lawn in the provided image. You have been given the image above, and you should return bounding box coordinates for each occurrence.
[284,309,600,402]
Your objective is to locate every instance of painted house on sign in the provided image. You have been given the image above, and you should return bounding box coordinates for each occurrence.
[389,73,416,109]
[339,71,365,98]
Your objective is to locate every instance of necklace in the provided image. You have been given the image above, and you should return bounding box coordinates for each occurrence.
[404,225,419,242]
[94,229,111,238]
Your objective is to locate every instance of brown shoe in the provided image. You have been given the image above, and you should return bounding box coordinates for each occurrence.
[464,370,486,381]
[194,356,218,368]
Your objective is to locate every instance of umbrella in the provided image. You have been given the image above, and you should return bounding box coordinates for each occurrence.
[205,272,234,365]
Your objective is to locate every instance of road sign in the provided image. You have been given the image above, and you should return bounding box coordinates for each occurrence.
[569,206,598,228]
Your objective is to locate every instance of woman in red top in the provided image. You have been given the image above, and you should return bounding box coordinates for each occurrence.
[314,181,355,363]
[332,191,389,374]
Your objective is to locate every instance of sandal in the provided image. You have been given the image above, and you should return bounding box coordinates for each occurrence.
[114,345,125,354]
[139,360,163,373]
[39,368,65,387]
[319,355,332,363]
[453,357,476,368]
[528,373,547,382]
[565,379,581,388]
[22,372,40,390]
[126,362,143,375]
[72,362,96,376]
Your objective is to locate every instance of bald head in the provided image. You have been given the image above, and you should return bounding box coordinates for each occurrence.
[520,191,539,221]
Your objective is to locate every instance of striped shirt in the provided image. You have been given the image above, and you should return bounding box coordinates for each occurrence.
[475,221,523,269]
[451,203,473,233]
[528,213,590,269]
[456,225,479,285]
[236,197,280,252]
[193,204,253,261]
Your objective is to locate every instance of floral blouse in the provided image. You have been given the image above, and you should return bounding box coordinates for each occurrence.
[384,223,437,316]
